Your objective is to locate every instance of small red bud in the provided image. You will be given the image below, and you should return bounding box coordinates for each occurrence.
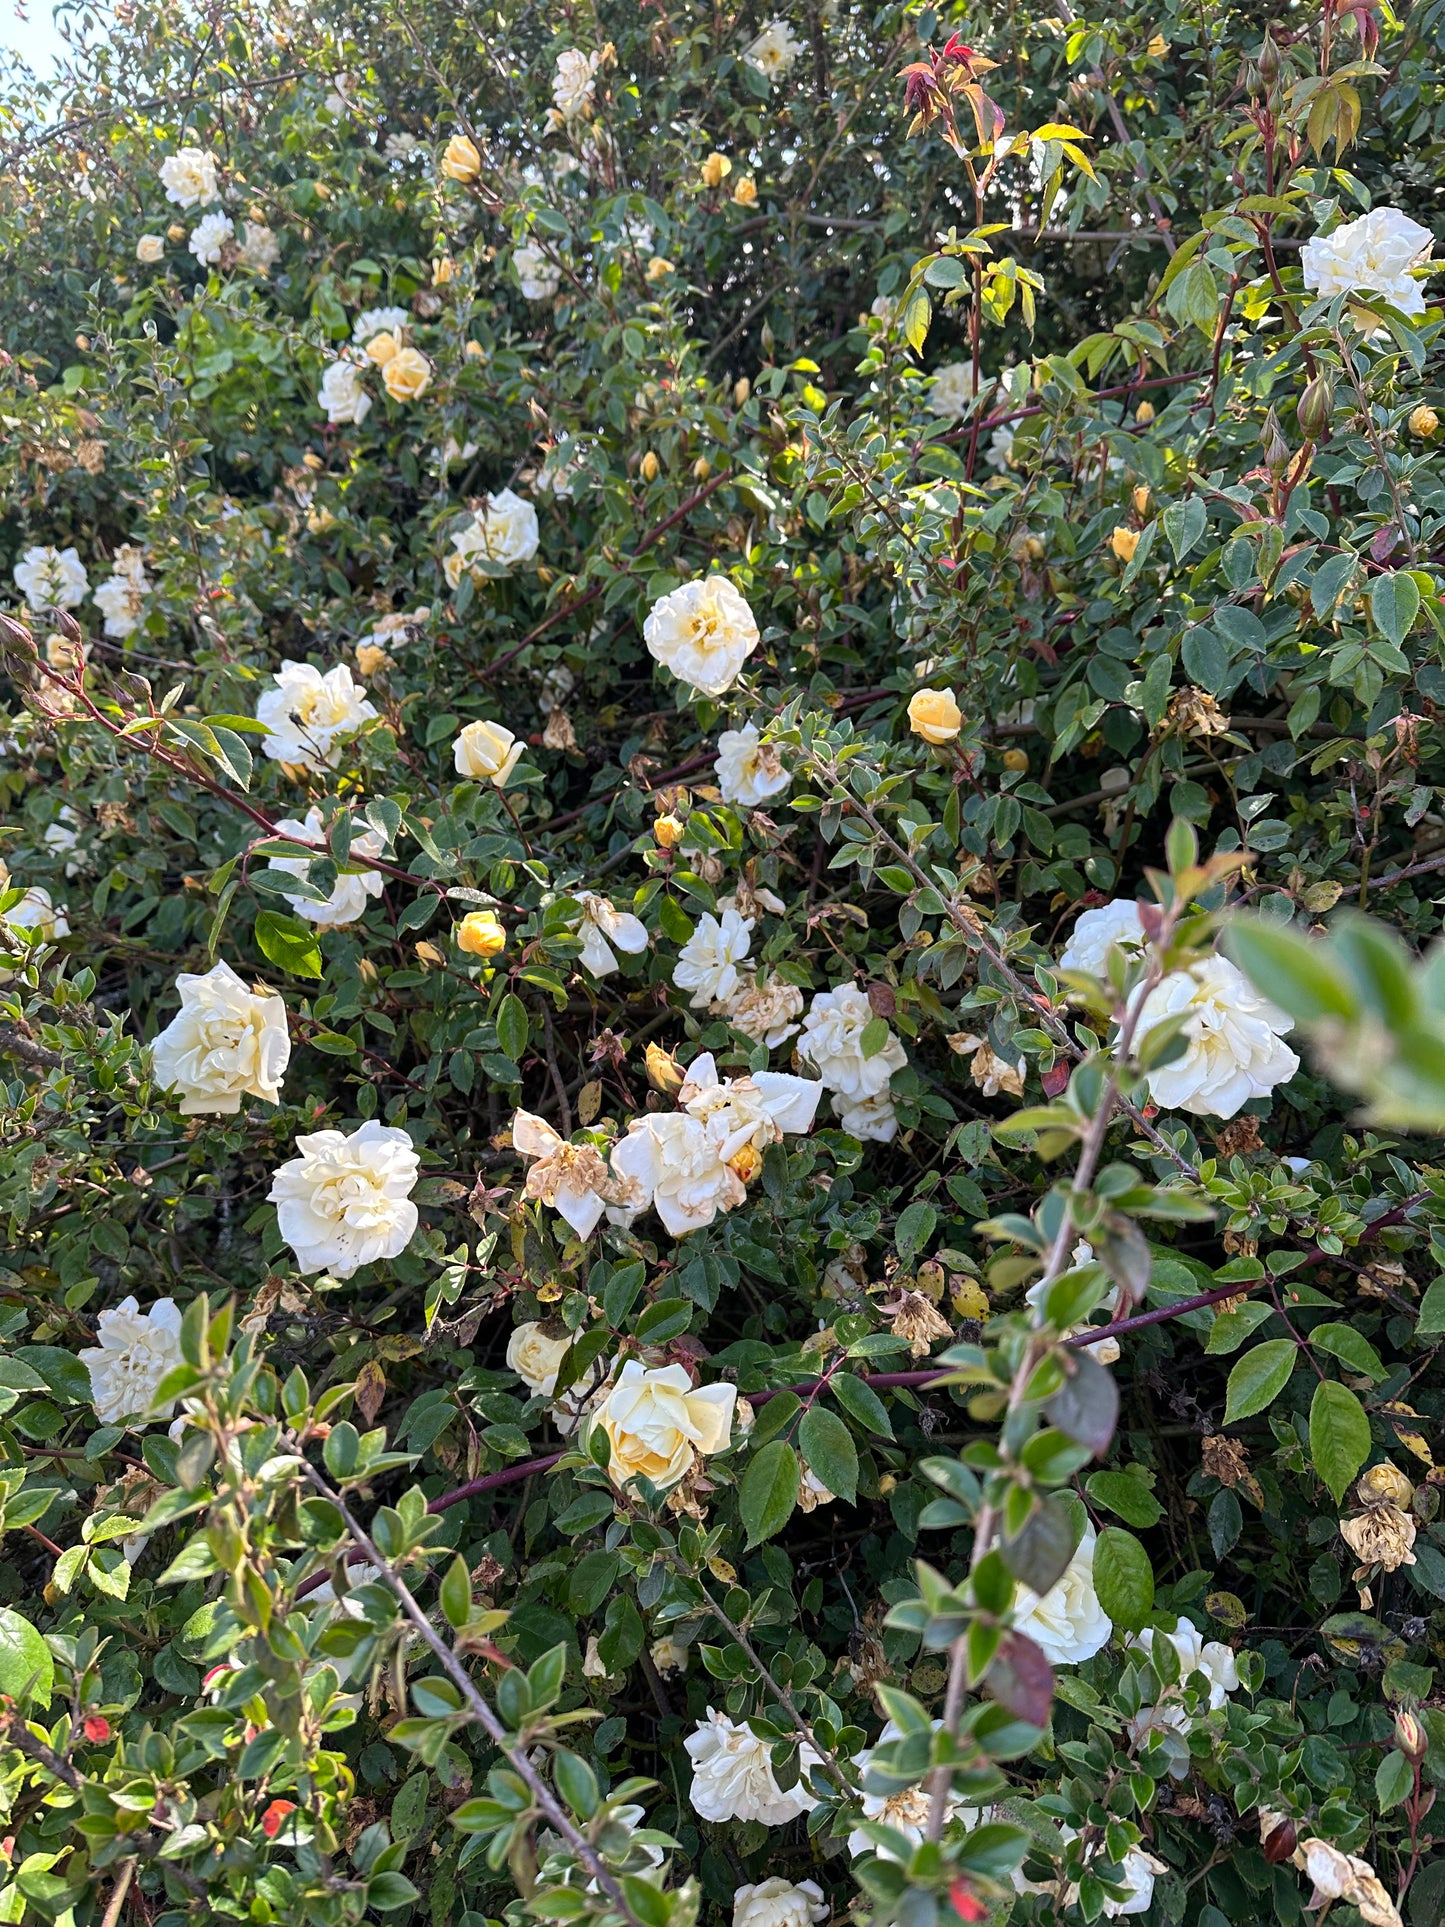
[949,1880,989,1923]
[1263,1819,1298,1864]
[82,1715,111,1743]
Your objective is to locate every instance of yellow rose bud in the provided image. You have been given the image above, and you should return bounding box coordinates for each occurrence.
[733,376,751,406]
[465,339,485,359]
[441,133,482,183]
[1410,404,1438,438]
[732,177,757,207]
[365,330,400,366]
[1147,32,1168,54]
[433,255,457,286]
[415,940,446,968]
[1132,483,1151,517]
[1134,399,1156,424]
[640,450,661,482]
[654,812,684,848]
[456,910,506,957]
[645,255,675,282]
[701,151,732,187]
[1110,525,1141,563]
[357,957,379,985]
[693,456,711,481]
[302,451,324,470]
[354,642,389,677]
[1394,1710,1427,1764]
[908,688,963,745]
[728,1144,763,1184]
[1357,1462,1414,1509]
[1002,746,1029,771]
[383,347,432,401]
[645,1041,685,1097]
[167,223,187,241]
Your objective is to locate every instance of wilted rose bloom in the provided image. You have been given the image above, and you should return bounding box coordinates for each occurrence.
[553,47,600,119]
[450,489,540,576]
[799,983,908,1103]
[92,545,150,638]
[1011,1523,1112,1665]
[1058,898,1149,976]
[575,891,648,976]
[135,233,165,264]
[440,132,482,182]
[949,1031,1025,1098]
[453,718,523,785]
[14,545,88,611]
[353,304,411,344]
[833,1090,899,1141]
[1340,1501,1417,1572]
[643,576,760,696]
[908,687,962,743]
[611,1110,747,1235]
[674,906,754,1006]
[1356,1462,1414,1508]
[237,221,280,274]
[511,1108,619,1239]
[592,1360,736,1491]
[269,1119,420,1277]
[715,723,789,806]
[79,1297,185,1426]
[742,18,804,76]
[927,361,982,419]
[732,1880,827,1927]
[678,1052,821,1154]
[267,808,385,928]
[159,145,220,208]
[1135,955,1299,1119]
[319,359,372,426]
[188,211,233,264]
[150,961,289,1114]
[717,971,805,1048]
[382,346,431,401]
[1301,206,1433,318]
[514,239,561,300]
[505,1321,572,1396]
[256,660,378,770]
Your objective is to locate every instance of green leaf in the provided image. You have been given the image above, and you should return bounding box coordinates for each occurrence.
[253,909,323,981]
[13,1345,94,1404]
[1418,1277,1445,1337]
[367,1874,421,1912]
[894,1200,936,1261]
[1181,627,1228,693]
[495,993,529,1064]
[798,1406,859,1504]
[1092,1527,1154,1632]
[859,1015,892,1060]
[1163,496,1206,563]
[1307,1321,1387,1381]
[1084,1470,1163,1529]
[1370,570,1420,648]
[440,1555,471,1630]
[1223,1338,1298,1423]
[738,1439,799,1547]
[1222,918,1355,1023]
[0,1608,53,1707]
[902,285,931,353]
[1310,1380,1371,1504]
[829,1371,894,1439]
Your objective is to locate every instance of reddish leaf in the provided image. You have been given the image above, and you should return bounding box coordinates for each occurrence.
[949,1881,989,1922]
[261,1799,296,1839]
[984,1628,1054,1727]
[1042,1062,1070,1098]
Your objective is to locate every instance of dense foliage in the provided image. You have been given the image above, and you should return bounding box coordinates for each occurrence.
[0,2,1443,1926]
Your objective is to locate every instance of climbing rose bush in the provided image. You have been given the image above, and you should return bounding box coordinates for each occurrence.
[0,3,1443,1927]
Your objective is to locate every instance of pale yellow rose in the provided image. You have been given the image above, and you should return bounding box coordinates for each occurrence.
[365,331,400,366]
[456,910,506,957]
[908,688,962,744]
[441,133,482,183]
[592,1360,737,1491]
[454,719,524,786]
[382,347,432,401]
[506,1321,572,1396]
[1110,525,1141,562]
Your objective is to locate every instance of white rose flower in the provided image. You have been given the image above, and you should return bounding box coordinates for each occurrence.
[514,240,562,301]
[0,880,69,971]
[159,146,220,208]
[237,221,280,274]
[1099,1846,1168,1918]
[188,211,233,264]
[733,1880,827,1927]
[538,434,587,496]
[591,1360,736,1492]
[1126,1617,1240,1763]
[353,304,411,344]
[1058,898,1148,976]
[1011,1522,1113,1666]
[927,361,983,419]
[552,47,600,120]
[269,1119,420,1278]
[1301,206,1433,319]
[256,660,378,770]
[742,18,804,76]
[92,545,151,639]
[832,1089,899,1142]
[136,233,166,263]
[678,1051,822,1153]
[715,724,790,807]
[451,489,540,576]
[643,576,760,697]
[985,423,1016,470]
[150,961,289,1115]
[685,1710,818,1825]
[14,545,88,611]
[650,1635,689,1675]
[1134,955,1298,1119]
[384,132,419,161]
[309,1559,384,1613]
[453,718,524,786]
[848,1719,961,1861]
[610,1111,747,1236]
[319,359,372,426]
[717,971,805,1048]
[267,808,385,929]
[505,1321,573,1396]
[79,1297,184,1425]
[512,1108,618,1239]
[575,891,648,977]
[43,805,82,876]
[673,906,753,1007]
[798,983,908,1101]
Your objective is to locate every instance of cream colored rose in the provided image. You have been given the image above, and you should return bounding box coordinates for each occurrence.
[1301,206,1432,319]
[1134,956,1299,1120]
[643,576,760,697]
[79,1297,184,1426]
[714,723,789,807]
[256,661,377,770]
[159,145,219,207]
[136,234,165,264]
[686,1710,820,1824]
[453,718,524,786]
[268,1120,420,1278]
[382,347,431,401]
[591,1360,736,1491]
[1012,1523,1113,1666]
[441,133,482,182]
[505,1321,572,1397]
[552,47,600,120]
[907,687,962,743]
[365,331,400,366]
[149,961,289,1115]
[319,360,371,426]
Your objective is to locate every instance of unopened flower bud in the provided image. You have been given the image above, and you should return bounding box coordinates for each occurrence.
[645,1042,685,1097]
[1261,407,1291,475]
[354,642,389,678]
[653,812,684,848]
[1394,1710,1427,1765]
[1002,746,1029,771]
[415,940,446,968]
[1297,374,1335,440]
[733,376,751,405]
[1134,398,1155,424]
[1110,525,1140,563]
[1131,484,1151,518]
[640,450,660,482]
[728,1143,763,1184]
[693,456,711,481]
[1258,31,1281,83]
[1357,1462,1414,1509]
[441,133,482,184]
[732,176,758,207]
[1409,403,1438,439]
